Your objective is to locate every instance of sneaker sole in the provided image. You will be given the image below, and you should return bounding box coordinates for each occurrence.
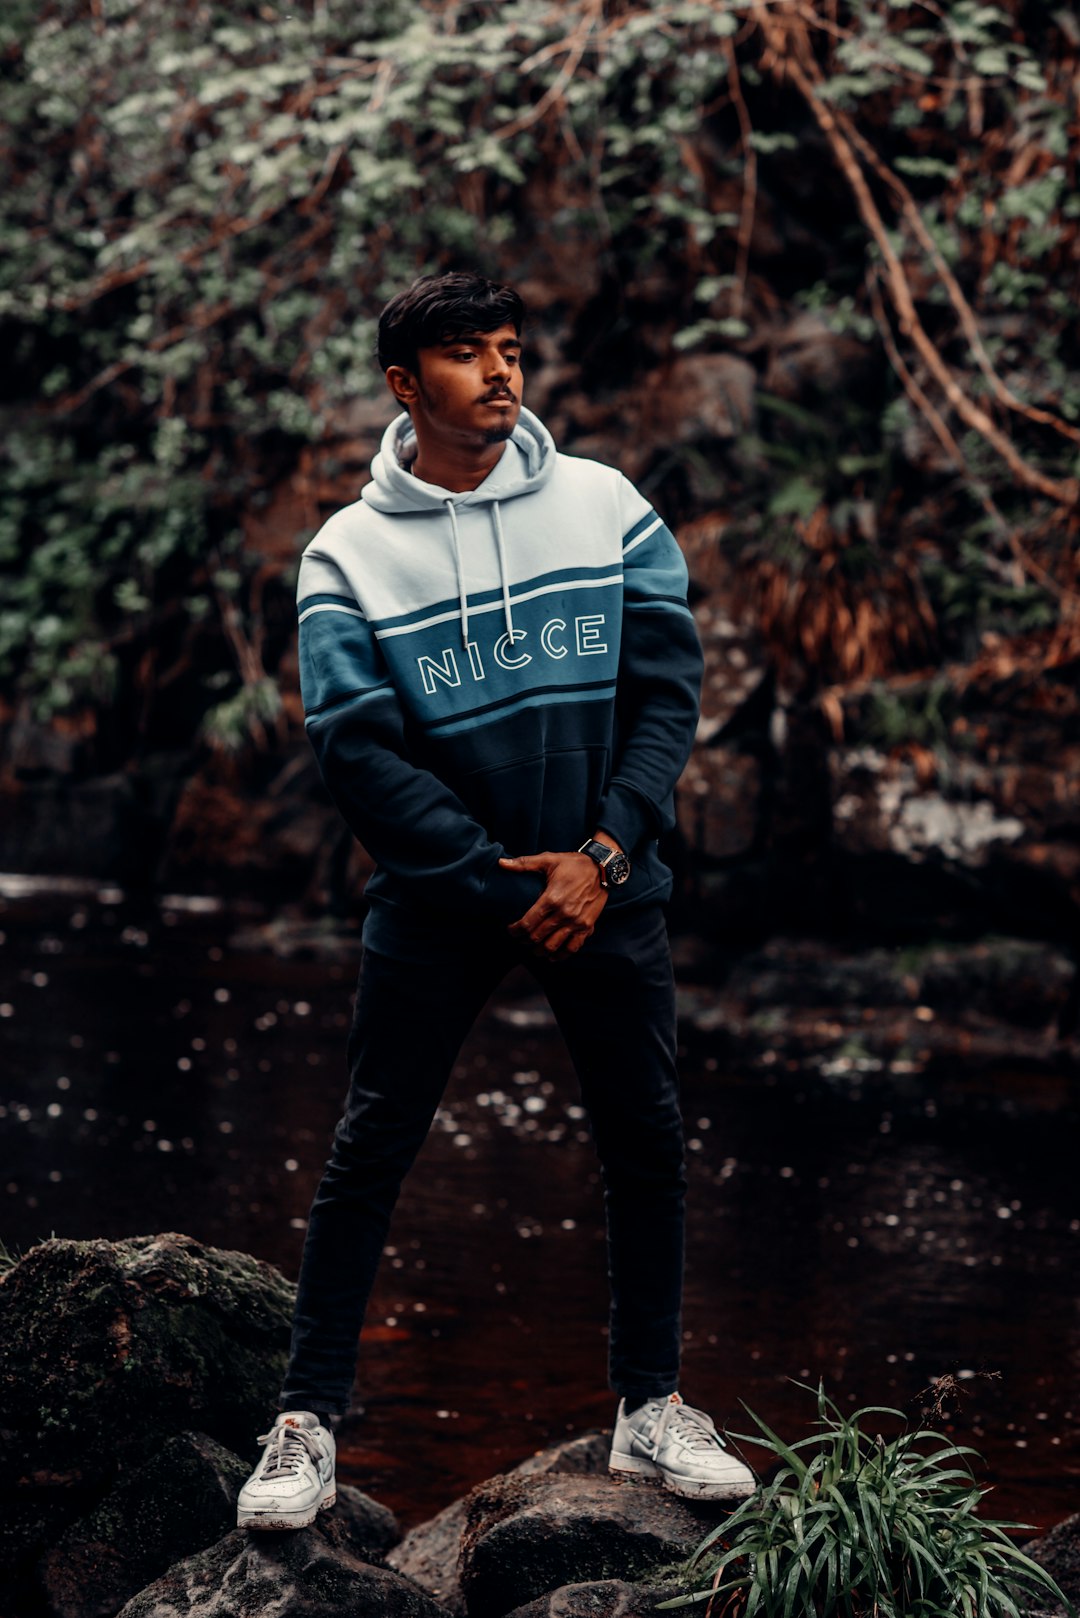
[609,1453,754,1502]
[237,1491,336,1531]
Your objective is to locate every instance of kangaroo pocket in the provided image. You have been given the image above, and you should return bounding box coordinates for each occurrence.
[457,745,611,856]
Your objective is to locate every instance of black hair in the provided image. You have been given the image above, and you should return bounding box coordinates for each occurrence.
[376,272,525,375]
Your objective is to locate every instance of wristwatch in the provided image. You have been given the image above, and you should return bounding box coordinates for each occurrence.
[577,838,632,888]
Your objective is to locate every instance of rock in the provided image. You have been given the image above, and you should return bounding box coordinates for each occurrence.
[643,354,757,445]
[458,1473,718,1618]
[0,1488,94,1588]
[831,747,1028,865]
[677,747,762,862]
[5,710,89,777]
[0,773,162,883]
[1022,1513,1080,1617]
[117,1511,444,1618]
[329,1481,403,1557]
[387,1495,470,1617]
[502,1578,688,1618]
[387,1433,611,1615]
[511,1434,611,1480]
[690,582,770,739]
[676,934,1076,1075]
[760,310,872,400]
[0,1234,295,1492]
[38,1431,250,1618]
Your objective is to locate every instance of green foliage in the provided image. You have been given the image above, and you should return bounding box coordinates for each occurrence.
[859,678,954,751]
[0,0,1075,737]
[657,1383,1072,1618]
[200,677,283,755]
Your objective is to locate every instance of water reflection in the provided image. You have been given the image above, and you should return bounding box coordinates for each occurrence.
[1,878,1078,1533]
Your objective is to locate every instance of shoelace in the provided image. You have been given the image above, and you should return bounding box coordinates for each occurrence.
[646,1398,728,1454]
[255,1423,324,1479]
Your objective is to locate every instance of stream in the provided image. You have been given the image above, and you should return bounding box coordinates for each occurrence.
[1,877,1077,1535]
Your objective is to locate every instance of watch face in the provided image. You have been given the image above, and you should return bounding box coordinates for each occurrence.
[606,853,631,886]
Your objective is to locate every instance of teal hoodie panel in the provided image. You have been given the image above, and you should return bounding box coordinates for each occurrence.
[296,406,703,950]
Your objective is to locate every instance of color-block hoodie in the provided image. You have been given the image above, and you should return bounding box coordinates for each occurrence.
[296,406,703,953]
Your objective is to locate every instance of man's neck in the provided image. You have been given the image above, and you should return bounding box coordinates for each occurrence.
[410,440,508,493]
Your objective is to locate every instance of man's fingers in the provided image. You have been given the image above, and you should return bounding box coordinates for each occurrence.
[499,853,555,872]
[538,926,576,955]
[508,892,558,933]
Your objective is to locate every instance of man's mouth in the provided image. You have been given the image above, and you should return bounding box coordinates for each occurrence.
[480,392,516,406]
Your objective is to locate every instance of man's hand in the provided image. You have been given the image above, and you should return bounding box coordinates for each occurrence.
[500,842,615,958]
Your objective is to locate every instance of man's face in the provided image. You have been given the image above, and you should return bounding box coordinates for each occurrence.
[390,323,524,449]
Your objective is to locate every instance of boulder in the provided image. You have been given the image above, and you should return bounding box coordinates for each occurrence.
[38,1431,250,1618]
[0,1233,295,1491]
[0,773,162,883]
[116,1507,442,1618]
[0,1488,94,1587]
[677,935,1076,1075]
[642,354,757,446]
[458,1473,718,1618]
[388,1433,611,1615]
[387,1494,470,1617]
[677,747,762,862]
[511,1434,611,1481]
[1022,1513,1080,1618]
[502,1579,687,1618]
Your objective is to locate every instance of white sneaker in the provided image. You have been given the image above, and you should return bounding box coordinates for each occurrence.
[609,1390,755,1502]
[236,1410,337,1530]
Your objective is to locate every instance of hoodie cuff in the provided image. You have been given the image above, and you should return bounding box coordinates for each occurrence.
[594,781,660,856]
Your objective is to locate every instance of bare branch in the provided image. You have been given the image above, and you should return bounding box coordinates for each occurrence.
[751,1,1079,510]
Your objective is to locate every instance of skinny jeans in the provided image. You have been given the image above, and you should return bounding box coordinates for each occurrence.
[279,901,687,1417]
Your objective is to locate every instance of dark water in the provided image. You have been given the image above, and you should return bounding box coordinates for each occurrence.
[1,877,1078,1535]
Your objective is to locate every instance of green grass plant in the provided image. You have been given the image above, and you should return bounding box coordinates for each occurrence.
[657,1382,1071,1618]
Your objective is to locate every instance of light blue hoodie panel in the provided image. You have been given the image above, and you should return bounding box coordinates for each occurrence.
[296,407,703,947]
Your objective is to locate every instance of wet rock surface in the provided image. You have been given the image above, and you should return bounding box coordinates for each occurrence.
[115,1510,434,1618]
[457,1472,716,1618]
[1023,1513,1080,1618]
[0,1227,1072,1618]
[674,934,1078,1077]
[501,1579,687,1618]
[0,1234,295,1612]
[388,1434,612,1615]
[0,1232,295,1490]
[38,1432,250,1618]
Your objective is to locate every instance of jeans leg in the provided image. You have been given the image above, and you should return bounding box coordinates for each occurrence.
[279,941,504,1416]
[532,905,686,1401]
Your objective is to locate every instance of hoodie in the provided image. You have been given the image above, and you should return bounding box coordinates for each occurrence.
[296,405,703,955]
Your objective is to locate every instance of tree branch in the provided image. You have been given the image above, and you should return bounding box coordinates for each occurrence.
[751,2,1078,510]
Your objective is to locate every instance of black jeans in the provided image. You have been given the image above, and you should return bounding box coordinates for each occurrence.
[279,901,687,1417]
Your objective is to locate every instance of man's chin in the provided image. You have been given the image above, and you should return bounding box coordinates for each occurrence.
[481,422,517,445]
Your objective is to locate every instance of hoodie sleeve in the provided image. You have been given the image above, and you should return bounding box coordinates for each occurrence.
[297,552,542,918]
[593,477,704,854]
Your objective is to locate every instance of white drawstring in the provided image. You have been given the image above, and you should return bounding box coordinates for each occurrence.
[490,501,515,640]
[444,497,516,649]
[445,498,470,649]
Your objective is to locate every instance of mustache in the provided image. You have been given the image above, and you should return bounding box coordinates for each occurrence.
[479,388,517,403]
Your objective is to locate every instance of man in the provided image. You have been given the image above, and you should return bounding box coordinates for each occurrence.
[236,271,754,1530]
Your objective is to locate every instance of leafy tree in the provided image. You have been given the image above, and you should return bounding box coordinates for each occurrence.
[1,0,1076,755]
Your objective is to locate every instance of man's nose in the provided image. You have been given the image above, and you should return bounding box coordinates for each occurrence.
[486,350,512,381]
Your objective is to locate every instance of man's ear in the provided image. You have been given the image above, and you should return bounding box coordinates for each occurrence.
[386,364,418,410]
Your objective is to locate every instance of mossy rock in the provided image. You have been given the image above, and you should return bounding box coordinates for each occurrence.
[0,1233,295,1492]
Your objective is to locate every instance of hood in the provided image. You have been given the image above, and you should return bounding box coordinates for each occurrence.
[360,406,557,648]
[361,404,556,514]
